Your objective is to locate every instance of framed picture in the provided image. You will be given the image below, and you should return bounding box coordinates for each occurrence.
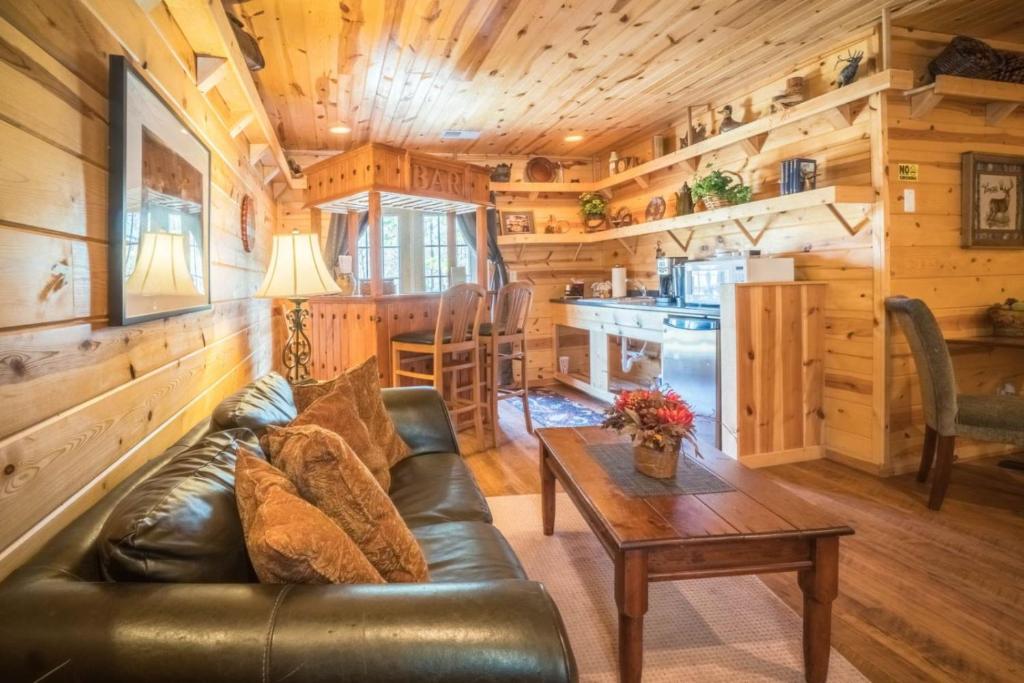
[500,210,536,235]
[961,152,1024,249]
[108,55,212,326]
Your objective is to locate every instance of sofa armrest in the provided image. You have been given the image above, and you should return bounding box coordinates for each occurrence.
[0,577,576,683]
[382,386,460,456]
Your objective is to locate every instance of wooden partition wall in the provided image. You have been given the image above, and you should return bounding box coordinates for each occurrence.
[0,0,277,579]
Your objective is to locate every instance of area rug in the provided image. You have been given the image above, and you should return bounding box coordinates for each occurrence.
[512,388,606,427]
[488,493,867,682]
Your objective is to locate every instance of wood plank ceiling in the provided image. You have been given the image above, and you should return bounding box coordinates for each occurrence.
[231,0,1023,157]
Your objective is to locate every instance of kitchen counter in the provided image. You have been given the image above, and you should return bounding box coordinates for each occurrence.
[549,297,720,319]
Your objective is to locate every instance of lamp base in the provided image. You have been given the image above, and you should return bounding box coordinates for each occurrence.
[283,298,312,384]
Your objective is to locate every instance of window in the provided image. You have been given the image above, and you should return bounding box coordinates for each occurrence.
[455,223,477,283]
[356,214,402,292]
[422,214,448,292]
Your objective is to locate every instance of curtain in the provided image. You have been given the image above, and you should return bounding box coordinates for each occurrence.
[321,212,370,277]
[456,207,508,289]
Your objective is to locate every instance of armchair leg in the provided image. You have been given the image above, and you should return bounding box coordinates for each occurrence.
[918,426,937,482]
[929,435,956,511]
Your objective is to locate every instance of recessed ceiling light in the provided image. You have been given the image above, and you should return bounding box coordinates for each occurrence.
[329,123,351,134]
[564,133,584,142]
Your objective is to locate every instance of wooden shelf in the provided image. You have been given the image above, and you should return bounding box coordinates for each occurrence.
[496,185,875,251]
[905,75,1024,124]
[492,69,912,197]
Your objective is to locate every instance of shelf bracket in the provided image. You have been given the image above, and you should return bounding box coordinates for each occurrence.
[598,188,614,199]
[572,242,584,262]
[733,218,770,246]
[528,191,539,200]
[908,87,943,119]
[633,175,649,190]
[825,203,868,236]
[229,111,256,138]
[195,54,229,94]
[517,243,527,260]
[822,104,853,130]
[666,228,694,253]
[986,102,1019,126]
[739,133,769,156]
[262,164,280,185]
[616,238,637,257]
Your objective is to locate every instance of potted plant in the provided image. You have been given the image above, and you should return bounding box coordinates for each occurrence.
[690,169,753,210]
[989,297,1024,337]
[602,388,700,479]
[579,191,609,232]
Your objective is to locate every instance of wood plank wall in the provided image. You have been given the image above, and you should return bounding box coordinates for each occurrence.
[886,30,1024,473]
[497,36,886,468]
[0,0,276,579]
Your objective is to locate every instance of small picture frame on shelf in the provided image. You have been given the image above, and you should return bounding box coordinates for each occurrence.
[780,158,817,195]
[961,152,1024,249]
[500,210,536,235]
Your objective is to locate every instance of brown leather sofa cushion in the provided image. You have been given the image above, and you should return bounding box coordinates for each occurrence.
[291,382,391,490]
[212,372,296,434]
[293,357,410,466]
[235,450,385,585]
[413,521,527,582]
[390,452,493,527]
[266,425,428,583]
[98,429,263,583]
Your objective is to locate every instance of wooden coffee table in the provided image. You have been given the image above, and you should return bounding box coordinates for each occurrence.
[537,427,854,683]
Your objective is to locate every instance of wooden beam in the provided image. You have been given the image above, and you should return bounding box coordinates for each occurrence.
[262,164,280,185]
[475,205,488,288]
[229,111,255,138]
[249,142,269,165]
[880,8,892,71]
[986,102,1019,126]
[446,211,457,281]
[368,191,382,297]
[271,181,288,200]
[195,54,228,94]
[309,207,322,239]
[134,0,163,10]
[346,211,360,274]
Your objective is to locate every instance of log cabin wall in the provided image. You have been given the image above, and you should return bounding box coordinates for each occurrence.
[496,34,888,469]
[885,29,1024,473]
[0,0,277,578]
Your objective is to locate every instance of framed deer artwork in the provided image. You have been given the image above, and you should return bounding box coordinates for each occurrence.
[961,152,1024,249]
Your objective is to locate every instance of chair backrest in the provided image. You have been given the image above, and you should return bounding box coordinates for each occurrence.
[436,283,486,344]
[493,282,534,337]
[885,296,958,435]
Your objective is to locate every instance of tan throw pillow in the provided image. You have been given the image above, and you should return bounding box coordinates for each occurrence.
[292,379,338,415]
[291,382,391,491]
[235,449,384,585]
[343,357,411,467]
[266,424,429,583]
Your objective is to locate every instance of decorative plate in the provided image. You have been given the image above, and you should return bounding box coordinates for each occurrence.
[240,194,255,252]
[525,156,557,182]
[645,196,666,222]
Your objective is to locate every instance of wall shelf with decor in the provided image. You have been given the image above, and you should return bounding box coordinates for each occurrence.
[904,75,1024,124]
[492,69,913,198]
[497,185,875,251]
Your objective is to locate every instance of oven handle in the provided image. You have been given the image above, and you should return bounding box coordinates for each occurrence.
[664,316,720,331]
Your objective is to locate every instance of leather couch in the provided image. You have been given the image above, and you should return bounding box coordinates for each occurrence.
[0,374,577,682]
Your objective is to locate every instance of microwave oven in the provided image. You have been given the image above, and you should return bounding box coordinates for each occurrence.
[682,256,795,307]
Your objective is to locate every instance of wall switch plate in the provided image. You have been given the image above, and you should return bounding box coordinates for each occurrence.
[904,188,916,213]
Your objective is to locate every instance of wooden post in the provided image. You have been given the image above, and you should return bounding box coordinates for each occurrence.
[346,212,359,279]
[880,8,892,71]
[368,190,382,297]
[446,211,457,282]
[309,207,322,238]
[475,205,488,289]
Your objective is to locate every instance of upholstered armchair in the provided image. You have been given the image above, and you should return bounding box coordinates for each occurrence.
[885,296,1024,510]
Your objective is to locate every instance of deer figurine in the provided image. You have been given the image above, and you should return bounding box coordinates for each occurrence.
[835,50,864,88]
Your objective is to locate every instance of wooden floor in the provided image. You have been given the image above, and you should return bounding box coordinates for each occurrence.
[458,388,1024,683]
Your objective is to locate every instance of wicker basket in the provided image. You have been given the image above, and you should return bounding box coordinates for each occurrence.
[696,170,744,211]
[989,305,1024,337]
[929,35,1003,80]
[633,440,680,479]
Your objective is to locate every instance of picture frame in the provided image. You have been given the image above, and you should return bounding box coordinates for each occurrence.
[108,55,212,326]
[500,210,536,235]
[961,152,1024,249]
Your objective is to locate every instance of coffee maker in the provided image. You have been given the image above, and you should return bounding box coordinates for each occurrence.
[655,242,687,304]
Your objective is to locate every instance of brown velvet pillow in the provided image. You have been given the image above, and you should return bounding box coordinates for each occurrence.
[235,449,384,585]
[266,425,429,583]
[343,356,411,467]
[291,382,391,490]
[292,379,338,415]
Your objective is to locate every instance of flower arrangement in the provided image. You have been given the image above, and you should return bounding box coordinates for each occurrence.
[578,191,609,218]
[602,388,700,455]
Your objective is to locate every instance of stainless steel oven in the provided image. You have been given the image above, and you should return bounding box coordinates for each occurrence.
[660,315,720,449]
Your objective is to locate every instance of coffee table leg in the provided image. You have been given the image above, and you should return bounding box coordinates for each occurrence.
[798,536,839,683]
[615,550,648,683]
[540,444,555,535]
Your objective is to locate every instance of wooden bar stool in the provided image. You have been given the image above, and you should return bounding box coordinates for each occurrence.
[480,282,534,447]
[391,283,486,445]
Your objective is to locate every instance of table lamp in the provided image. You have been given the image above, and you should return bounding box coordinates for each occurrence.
[255,229,341,383]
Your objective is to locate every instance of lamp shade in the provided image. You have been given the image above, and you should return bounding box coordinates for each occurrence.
[255,230,342,299]
[126,232,202,297]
